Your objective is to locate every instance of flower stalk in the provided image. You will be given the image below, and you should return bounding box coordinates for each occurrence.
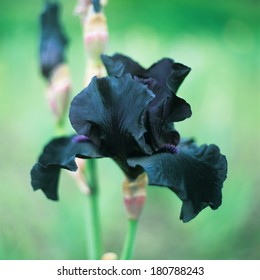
[120,219,138,260]
[75,0,109,259]
[85,160,102,259]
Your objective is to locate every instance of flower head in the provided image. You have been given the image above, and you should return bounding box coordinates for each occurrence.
[31,55,227,222]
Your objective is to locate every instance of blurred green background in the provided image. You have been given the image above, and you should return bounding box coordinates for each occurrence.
[0,0,259,260]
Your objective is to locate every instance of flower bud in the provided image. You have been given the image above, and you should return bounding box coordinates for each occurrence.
[74,0,108,21]
[46,63,71,125]
[40,2,68,80]
[123,173,148,220]
[83,8,108,62]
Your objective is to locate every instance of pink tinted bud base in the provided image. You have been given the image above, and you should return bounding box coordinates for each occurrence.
[124,195,146,220]
[122,173,148,220]
[84,31,108,60]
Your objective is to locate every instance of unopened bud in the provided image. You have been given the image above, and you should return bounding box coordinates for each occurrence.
[101,252,118,260]
[123,173,148,220]
[83,10,108,62]
[46,63,71,125]
[74,0,108,20]
[40,2,68,80]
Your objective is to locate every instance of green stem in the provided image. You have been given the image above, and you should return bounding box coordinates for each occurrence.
[85,159,102,259]
[55,121,66,137]
[120,219,138,260]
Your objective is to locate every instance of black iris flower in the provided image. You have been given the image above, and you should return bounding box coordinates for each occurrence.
[39,1,68,79]
[31,53,227,222]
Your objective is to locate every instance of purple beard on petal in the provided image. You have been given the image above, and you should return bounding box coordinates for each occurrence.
[158,143,180,154]
[72,135,90,143]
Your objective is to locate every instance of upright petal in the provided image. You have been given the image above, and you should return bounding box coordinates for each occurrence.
[101,54,125,77]
[146,61,192,124]
[69,74,155,158]
[31,135,104,200]
[146,58,176,92]
[102,53,191,95]
[102,54,192,150]
[127,141,227,222]
[101,53,145,77]
[147,59,191,94]
[142,79,191,150]
[166,63,191,94]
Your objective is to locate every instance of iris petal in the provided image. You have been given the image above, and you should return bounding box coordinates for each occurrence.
[127,141,227,222]
[101,53,145,77]
[135,76,191,122]
[69,74,155,158]
[101,54,192,123]
[166,63,191,94]
[147,58,179,92]
[102,53,191,95]
[31,136,104,200]
[102,54,192,149]
[31,164,60,201]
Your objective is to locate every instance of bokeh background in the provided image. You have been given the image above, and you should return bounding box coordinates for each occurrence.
[0,0,259,259]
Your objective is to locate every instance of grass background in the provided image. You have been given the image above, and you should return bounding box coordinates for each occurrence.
[0,0,259,259]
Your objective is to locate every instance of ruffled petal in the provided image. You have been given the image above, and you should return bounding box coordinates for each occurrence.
[31,164,61,200]
[101,53,145,77]
[146,61,192,123]
[40,2,68,79]
[102,53,191,95]
[127,141,227,222]
[102,54,192,150]
[69,74,155,158]
[147,83,191,126]
[31,135,104,200]
[141,78,191,149]
[146,58,176,92]
[166,63,191,94]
